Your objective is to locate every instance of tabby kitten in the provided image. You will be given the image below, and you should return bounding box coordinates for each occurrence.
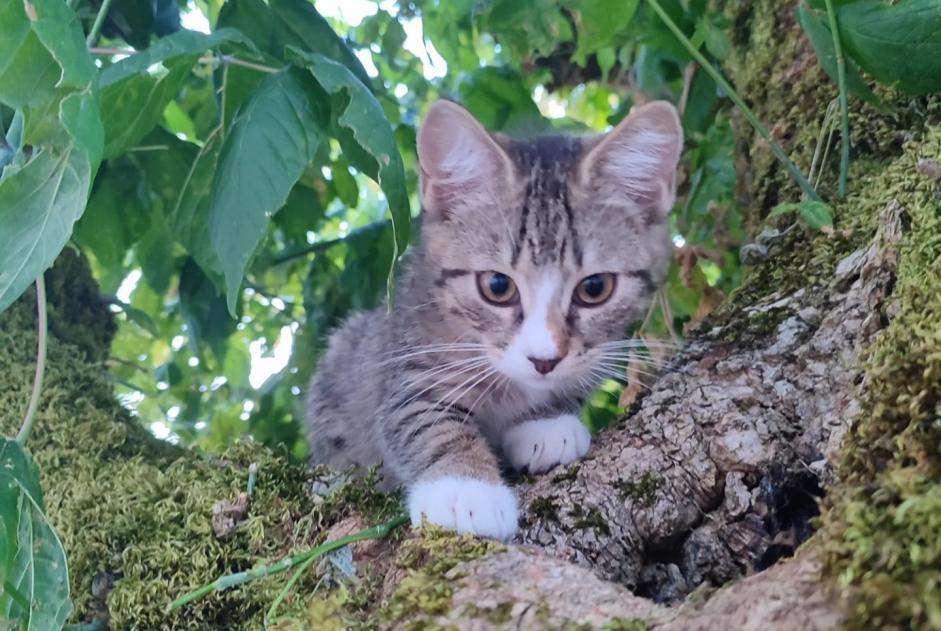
[306,99,682,540]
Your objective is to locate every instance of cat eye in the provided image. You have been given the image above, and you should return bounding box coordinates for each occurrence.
[573,273,616,306]
[477,271,518,305]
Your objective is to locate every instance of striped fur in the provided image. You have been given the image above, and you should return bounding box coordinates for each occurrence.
[306,100,682,537]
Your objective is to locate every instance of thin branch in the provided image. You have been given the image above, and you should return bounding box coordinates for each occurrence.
[85,0,116,47]
[646,0,821,202]
[824,0,850,197]
[17,275,47,446]
[87,48,281,75]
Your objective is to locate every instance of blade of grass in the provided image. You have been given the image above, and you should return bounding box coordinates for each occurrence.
[167,513,408,612]
[264,551,320,624]
[646,0,821,202]
[824,0,850,197]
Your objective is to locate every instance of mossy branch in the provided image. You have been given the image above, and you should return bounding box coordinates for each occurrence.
[167,513,409,612]
[646,0,822,202]
[16,275,47,446]
[824,0,850,197]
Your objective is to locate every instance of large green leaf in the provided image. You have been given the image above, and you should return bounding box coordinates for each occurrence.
[288,48,411,256]
[170,127,226,284]
[99,57,199,159]
[563,0,639,64]
[98,29,251,159]
[0,0,94,109]
[269,0,371,86]
[0,143,93,312]
[797,4,879,106]
[0,439,71,628]
[99,28,249,86]
[0,0,102,313]
[208,70,321,314]
[834,0,941,95]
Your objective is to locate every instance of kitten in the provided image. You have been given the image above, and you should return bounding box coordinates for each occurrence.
[306,99,682,540]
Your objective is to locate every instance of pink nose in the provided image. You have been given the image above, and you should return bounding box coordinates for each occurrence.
[528,356,561,375]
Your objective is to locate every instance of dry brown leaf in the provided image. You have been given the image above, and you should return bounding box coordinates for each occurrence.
[684,286,726,335]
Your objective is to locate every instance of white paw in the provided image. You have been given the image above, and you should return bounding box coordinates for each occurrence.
[407,477,519,541]
[502,414,591,474]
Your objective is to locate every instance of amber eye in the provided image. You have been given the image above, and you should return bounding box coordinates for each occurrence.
[573,273,616,306]
[477,271,518,305]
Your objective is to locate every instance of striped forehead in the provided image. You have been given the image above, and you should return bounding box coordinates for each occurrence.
[507,135,584,269]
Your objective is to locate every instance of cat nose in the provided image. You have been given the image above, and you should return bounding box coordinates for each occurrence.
[528,356,562,375]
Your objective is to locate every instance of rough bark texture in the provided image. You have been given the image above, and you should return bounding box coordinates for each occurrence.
[514,202,897,601]
[2,0,939,628]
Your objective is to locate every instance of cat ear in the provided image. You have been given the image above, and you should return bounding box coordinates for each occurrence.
[417,100,514,220]
[579,100,683,221]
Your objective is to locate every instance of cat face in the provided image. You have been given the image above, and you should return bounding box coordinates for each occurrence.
[415,100,682,397]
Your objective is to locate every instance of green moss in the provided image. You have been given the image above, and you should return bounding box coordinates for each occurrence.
[602,618,649,631]
[818,124,941,630]
[529,496,561,522]
[380,526,500,627]
[551,464,581,483]
[461,601,515,625]
[615,471,662,506]
[568,505,611,536]
[0,252,398,629]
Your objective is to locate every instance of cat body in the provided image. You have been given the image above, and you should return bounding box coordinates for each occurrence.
[307,100,682,540]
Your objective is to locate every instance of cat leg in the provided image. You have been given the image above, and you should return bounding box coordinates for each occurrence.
[383,414,519,541]
[501,413,592,474]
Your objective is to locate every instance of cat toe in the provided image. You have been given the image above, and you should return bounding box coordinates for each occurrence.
[408,477,519,541]
[503,414,592,473]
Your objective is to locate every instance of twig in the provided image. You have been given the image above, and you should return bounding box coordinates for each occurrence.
[17,276,47,446]
[167,514,408,612]
[824,0,850,197]
[646,0,821,202]
[272,219,398,265]
[677,62,697,116]
[87,48,280,75]
[85,0,116,47]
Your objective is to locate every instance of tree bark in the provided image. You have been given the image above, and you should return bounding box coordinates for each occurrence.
[2,1,939,628]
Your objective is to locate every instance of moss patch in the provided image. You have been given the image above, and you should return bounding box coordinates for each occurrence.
[819,124,941,630]
[380,526,501,627]
[0,252,398,629]
[615,471,662,506]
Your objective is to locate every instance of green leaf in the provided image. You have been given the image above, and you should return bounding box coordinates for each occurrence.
[797,4,879,106]
[0,145,92,312]
[137,208,175,294]
[269,0,371,86]
[99,57,198,159]
[98,29,255,159]
[0,439,71,628]
[99,28,249,86]
[288,48,412,257]
[208,70,321,314]
[0,0,95,109]
[563,0,638,64]
[116,302,160,336]
[178,258,235,362]
[769,200,834,231]
[170,128,226,284]
[73,159,150,290]
[833,0,941,95]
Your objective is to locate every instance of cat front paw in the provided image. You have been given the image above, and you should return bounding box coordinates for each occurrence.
[407,477,519,541]
[502,414,591,474]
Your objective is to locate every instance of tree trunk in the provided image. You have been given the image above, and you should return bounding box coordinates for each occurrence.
[2,1,939,628]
